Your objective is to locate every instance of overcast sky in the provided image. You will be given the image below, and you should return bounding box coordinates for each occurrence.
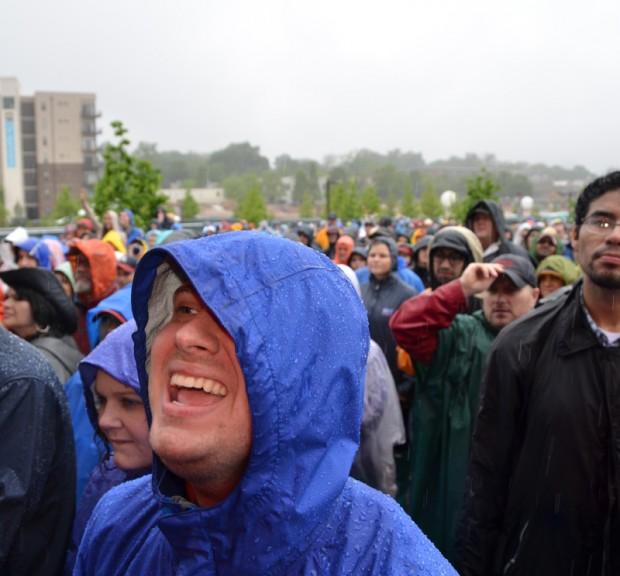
[3,0,619,174]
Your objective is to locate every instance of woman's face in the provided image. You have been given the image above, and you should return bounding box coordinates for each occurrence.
[3,288,38,339]
[94,370,152,471]
[367,243,392,279]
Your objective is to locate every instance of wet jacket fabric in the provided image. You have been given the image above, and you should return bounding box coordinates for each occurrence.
[455,282,620,575]
[75,233,456,575]
[66,286,134,503]
[0,328,75,576]
[362,272,417,387]
[32,335,83,385]
[465,201,528,262]
[351,340,406,496]
[390,280,497,561]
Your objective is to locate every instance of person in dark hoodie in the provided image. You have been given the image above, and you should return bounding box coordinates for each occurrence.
[0,267,82,384]
[465,200,528,262]
[64,320,151,575]
[296,224,321,251]
[74,233,455,575]
[361,237,417,389]
[428,226,483,291]
[412,235,432,288]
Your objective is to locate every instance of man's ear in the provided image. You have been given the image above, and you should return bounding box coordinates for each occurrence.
[571,226,579,259]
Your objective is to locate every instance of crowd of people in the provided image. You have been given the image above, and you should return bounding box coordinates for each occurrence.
[1,170,619,575]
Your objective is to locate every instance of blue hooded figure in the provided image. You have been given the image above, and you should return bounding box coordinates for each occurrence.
[74,233,455,575]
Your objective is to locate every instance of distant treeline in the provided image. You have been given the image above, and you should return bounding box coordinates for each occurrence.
[133,142,594,205]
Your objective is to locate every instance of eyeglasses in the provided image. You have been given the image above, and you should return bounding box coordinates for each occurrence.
[582,215,620,235]
[433,249,465,264]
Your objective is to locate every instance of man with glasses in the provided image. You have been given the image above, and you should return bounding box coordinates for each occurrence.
[456,172,620,576]
[390,254,539,562]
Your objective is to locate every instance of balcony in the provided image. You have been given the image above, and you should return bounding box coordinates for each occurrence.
[81,104,101,119]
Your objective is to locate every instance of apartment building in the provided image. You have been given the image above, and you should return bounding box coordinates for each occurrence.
[0,77,100,220]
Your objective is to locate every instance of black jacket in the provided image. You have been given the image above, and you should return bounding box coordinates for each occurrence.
[465,200,528,262]
[455,282,620,575]
[0,328,76,575]
[361,273,416,385]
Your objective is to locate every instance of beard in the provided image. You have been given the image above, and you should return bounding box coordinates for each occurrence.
[75,278,92,294]
[587,268,620,290]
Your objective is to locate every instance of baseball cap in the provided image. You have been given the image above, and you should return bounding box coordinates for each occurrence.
[491,254,537,288]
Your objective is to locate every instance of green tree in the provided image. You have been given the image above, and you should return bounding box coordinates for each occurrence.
[299,191,315,218]
[361,185,381,215]
[208,142,270,182]
[235,183,268,224]
[222,174,260,202]
[400,186,418,218]
[453,169,501,223]
[381,191,398,217]
[0,186,9,226]
[343,181,363,221]
[420,179,443,219]
[95,121,167,228]
[181,188,200,220]
[52,186,80,221]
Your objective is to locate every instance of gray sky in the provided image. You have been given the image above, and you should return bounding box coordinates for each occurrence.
[3,0,619,174]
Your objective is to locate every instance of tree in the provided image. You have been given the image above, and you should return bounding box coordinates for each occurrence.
[453,169,501,223]
[235,183,268,224]
[52,186,80,221]
[181,188,200,220]
[361,186,381,215]
[208,142,270,182]
[0,186,9,226]
[419,179,443,219]
[222,174,260,202]
[95,121,167,228]
[299,191,315,218]
[381,192,398,218]
[400,186,418,218]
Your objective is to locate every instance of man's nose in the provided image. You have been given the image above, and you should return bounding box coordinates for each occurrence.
[175,319,220,355]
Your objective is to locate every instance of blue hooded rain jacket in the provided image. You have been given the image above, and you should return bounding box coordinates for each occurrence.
[75,233,455,575]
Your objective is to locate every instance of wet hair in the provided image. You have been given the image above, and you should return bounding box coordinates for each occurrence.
[13,287,65,338]
[575,171,620,228]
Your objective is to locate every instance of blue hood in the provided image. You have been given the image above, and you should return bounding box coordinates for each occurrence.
[86,283,134,349]
[131,232,369,571]
[80,319,140,429]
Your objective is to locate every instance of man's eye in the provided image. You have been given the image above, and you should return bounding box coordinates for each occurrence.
[598,218,613,228]
[175,305,197,315]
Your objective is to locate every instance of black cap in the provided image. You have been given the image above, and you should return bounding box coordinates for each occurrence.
[491,254,537,288]
[0,268,77,334]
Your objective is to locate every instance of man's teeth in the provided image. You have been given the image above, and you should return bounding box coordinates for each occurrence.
[170,374,227,396]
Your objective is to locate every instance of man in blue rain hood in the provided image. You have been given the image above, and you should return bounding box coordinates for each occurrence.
[74,233,455,575]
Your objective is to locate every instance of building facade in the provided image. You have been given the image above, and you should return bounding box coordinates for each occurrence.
[0,77,100,220]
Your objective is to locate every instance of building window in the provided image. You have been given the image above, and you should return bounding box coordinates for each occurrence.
[3,97,15,109]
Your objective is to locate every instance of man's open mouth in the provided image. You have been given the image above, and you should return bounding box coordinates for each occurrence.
[169,373,227,406]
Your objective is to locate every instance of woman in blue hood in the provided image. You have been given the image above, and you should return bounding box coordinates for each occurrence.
[65,319,151,574]
[74,233,455,575]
